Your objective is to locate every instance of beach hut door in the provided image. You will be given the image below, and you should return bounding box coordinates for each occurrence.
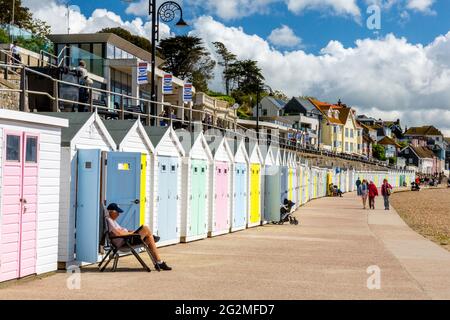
[106,152,141,231]
[0,132,39,281]
[75,149,101,263]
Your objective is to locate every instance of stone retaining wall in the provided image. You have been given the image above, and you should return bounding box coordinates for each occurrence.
[0,78,20,110]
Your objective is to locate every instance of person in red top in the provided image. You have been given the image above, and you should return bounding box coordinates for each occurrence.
[368,181,378,210]
[381,179,393,210]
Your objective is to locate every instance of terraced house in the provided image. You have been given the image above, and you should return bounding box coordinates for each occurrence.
[404,126,446,174]
[310,99,363,155]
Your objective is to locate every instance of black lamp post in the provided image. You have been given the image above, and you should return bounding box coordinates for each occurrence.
[149,1,187,125]
[255,80,273,141]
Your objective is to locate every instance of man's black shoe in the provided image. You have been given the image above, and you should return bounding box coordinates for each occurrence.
[155,261,172,271]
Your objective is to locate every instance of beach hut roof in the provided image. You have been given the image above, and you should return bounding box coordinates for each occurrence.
[205,134,233,160]
[39,112,115,148]
[144,126,170,146]
[176,129,201,153]
[102,120,136,146]
[144,126,185,157]
[176,129,213,160]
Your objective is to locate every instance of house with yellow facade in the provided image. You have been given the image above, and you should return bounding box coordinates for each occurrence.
[309,99,363,155]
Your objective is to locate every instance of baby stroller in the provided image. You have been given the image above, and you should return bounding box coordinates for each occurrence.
[273,199,299,225]
[411,182,420,191]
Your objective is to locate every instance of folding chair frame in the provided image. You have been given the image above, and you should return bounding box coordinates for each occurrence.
[99,218,161,272]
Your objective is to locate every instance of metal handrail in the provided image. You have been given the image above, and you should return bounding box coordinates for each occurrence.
[39,46,71,68]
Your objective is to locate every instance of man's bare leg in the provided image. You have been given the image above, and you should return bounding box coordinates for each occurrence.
[137,226,162,261]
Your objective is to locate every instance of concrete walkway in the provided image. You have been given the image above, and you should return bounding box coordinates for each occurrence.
[1,192,449,299]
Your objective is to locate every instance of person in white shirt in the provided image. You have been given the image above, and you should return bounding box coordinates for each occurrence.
[10,41,21,65]
[106,203,172,271]
[75,60,93,112]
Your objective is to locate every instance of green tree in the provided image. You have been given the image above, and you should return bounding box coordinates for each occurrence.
[225,59,264,94]
[273,90,288,101]
[158,35,215,92]
[388,157,397,165]
[213,41,237,96]
[29,19,51,38]
[0,0,51,38]
[98,27,152,52]
[0,0,33,28]
[398,141,408,149]
[372,144,387,161]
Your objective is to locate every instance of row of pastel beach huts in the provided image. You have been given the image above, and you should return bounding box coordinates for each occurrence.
[0,110,415,282]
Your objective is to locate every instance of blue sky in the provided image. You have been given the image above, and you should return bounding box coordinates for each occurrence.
[60,0,450,53]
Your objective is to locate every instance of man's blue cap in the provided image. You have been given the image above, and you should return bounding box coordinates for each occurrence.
[107,203,123,213]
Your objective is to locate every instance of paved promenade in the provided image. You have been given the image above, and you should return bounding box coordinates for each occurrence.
[1,192,449,300]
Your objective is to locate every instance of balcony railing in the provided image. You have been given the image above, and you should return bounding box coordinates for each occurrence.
[195,92,229,110]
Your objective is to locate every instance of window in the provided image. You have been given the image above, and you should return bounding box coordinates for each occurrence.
[409,158,413,164]
[25,136,38,163]
[263,109,268,116]
[92,43,103,76]
[107,43,115,59]
[350,143,354,152]
[115,47,122,59]
[405,149,409,155]
[345,128,349,138]
[350,129,354,138]
[345,142,349,151]
[6,135,20,161]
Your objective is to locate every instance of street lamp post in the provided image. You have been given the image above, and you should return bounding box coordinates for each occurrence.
[255,80,273,141]
[11,0,15,25]
[148,1,187,125]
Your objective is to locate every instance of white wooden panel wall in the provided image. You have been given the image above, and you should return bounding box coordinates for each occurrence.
[36,128,63,274]
[214,142,231,162]
[180,159,190,237]
[208,163,216,233]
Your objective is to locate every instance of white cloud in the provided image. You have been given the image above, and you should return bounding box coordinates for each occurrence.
[406,0,435,13]
[268,25,302,48]
[286,0,361,18]
[191,15,450,135]
[185,0,278,20]
[364,0,436,14]
[184,0,361,20]
[22,0,171,38]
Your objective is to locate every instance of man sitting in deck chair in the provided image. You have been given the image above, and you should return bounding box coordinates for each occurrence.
[106,203,172,271]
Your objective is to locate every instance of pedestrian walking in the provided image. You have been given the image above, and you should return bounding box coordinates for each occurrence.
[368,181,378,210]
[381,179,393,211]
[360,179,369,209]
[75,60,92,112]
[356,177,362,196]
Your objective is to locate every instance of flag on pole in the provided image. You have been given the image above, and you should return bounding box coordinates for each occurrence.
[163,74,173,94]
[137,62,148,85]
[183,83,193,102]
